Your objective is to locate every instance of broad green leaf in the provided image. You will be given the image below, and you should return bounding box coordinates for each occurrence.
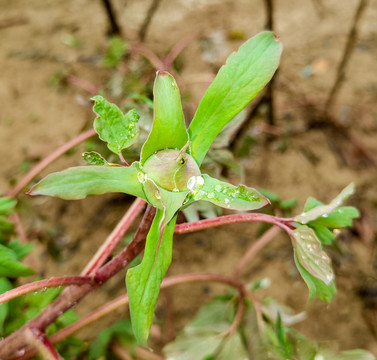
[92,95,139,155]
[188,31,282,165]
[82,151,108,166]
[186,174,269,211]
[292,226,334,285]
[0,277,12,334]
[28,163,145,200]
[0,244,34,277]
[294,253,336,302]
[141,71,188,164]
[0,197,17,216]
[296,183,355,224]
[126,210,176,345]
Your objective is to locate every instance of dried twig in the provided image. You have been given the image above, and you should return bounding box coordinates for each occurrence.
[138,0,163,42]
[100,0,122,36]
[324,0,369,115]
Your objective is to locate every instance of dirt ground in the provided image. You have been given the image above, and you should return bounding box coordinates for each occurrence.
[1,0,377,357]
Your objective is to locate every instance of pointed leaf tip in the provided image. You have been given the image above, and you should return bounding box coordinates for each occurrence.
[141,72,188,164]
[189,31,282,165]
[186,174,269,211]
[27,164,145,200]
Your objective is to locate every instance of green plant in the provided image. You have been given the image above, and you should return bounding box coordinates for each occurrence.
[0,31,373,359]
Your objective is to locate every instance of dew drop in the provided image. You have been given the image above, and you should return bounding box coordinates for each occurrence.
[137,171,147,183]
[215,184,222,192]
[224,198,230,205]
[172,188,179,192]
[187,175,204,191]
[207,192,215,199]
[154,192,161,199]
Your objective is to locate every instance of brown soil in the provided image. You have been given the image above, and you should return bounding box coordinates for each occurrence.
[1,0,377,357]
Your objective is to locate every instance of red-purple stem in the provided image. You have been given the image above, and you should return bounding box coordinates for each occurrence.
[174,213,294,235]
[81,198,146,275]
[7,129,97,198]
[0,206,156,360]
[25,328,63,360]
[0,276,92,305]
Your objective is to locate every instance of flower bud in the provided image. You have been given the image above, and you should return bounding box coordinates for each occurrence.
[142,149,200,192]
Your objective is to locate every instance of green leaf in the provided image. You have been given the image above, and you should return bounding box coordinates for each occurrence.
[0,216,14,233]
[294,253,336,302]
[141,71,188,164]
[92,95,139,155]
[207,149,244,179]
[0,244,34,277]
[103,36,128,67]
[292,226,334,285]
[0,277,12,334]
[126,209,176,345]
[258,188,281,204]
[309,207,359,229]
[28,163,145,200]
[7,240,34,260]
[89,319,135,360]
[296,183,355,224]
[310,224,335,245]
[164,335,222,360]
[142,178,188,226]
[0,197,17,216]
[82,151,108,166]
[186,174,269,211]
[188,31,282,165]
[216,332,249,360]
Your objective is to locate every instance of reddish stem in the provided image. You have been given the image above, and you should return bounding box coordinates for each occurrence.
[25,329,63,360]
[0,276,92,305]
[163,33,198,69]
[174,213,294,235]
[93,205,155,283]
[0,206,156,360]
[232,226,281,278]
[65,75,99,95]
[51,273,245,345]
[81,198,146,275]
[7,129,97,198]
[17,272,249,360]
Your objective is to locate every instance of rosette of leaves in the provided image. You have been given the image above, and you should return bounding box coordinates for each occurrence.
[29,31,282,344]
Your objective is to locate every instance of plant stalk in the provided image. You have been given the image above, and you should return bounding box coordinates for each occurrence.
[7,129,96,198]
[0,276,92,305]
